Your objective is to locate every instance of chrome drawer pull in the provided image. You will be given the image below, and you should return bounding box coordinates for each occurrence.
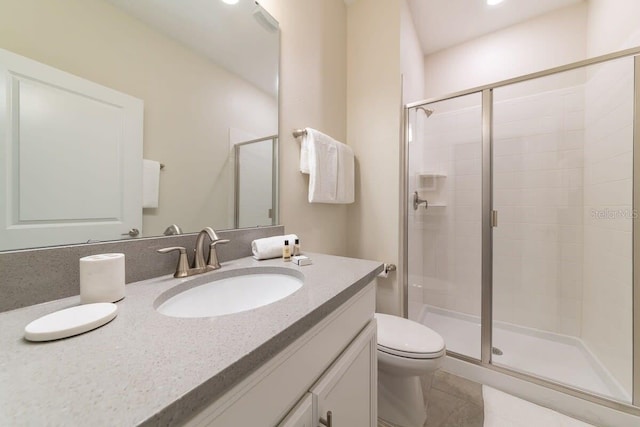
[319,410,332,427]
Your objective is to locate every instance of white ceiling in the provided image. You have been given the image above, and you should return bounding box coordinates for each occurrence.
[407,0,583,55]
[106,0,279,96]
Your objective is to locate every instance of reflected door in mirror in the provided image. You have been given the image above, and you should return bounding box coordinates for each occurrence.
[0,49,143,250]
[235,136,277,228]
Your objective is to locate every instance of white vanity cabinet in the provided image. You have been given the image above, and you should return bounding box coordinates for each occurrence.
[308,320,377,427]
[185,283,377,427]
[278,394,313,427]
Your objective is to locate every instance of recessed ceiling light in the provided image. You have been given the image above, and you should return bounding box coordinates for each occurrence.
[221,0,239,5]
[487,0,505,5]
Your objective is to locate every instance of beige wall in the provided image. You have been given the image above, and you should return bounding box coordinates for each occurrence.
[346,0,403,315]
[259,0,349,256]
[263,0,404,313]
[423,3,588,99]
[0,0,277,237]
[264,0,405,314]
[400,0,425,105]
[587,0,640,57]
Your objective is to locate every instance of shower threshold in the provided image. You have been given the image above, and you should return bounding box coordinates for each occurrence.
[416,304,630,403]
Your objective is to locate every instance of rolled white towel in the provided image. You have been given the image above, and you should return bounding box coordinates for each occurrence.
[252,234,299,260]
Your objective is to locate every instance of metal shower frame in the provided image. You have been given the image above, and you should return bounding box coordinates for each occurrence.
[233,134,279,229]
[400,45,640,415]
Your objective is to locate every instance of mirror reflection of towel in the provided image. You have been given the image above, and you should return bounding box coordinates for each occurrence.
[142,159,160,208]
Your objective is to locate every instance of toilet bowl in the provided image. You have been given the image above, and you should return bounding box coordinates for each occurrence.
[375,313,445,427]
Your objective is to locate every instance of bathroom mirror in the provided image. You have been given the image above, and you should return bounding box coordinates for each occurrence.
[0,0,279,251]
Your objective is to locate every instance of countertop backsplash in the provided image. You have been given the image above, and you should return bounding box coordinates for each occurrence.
[0,226,284,313]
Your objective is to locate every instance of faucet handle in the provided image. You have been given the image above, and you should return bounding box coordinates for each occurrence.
[157,247,190,278]
[208,239,230,270]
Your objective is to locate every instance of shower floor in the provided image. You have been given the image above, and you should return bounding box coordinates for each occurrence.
[415,305,630,403]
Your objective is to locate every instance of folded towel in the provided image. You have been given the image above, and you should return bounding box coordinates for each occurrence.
[305,129,338,203]
[300,128,354,204]
[142,159,160,208]
[334,142,354,204]
[299,128,311,173]
[252,234,299,260]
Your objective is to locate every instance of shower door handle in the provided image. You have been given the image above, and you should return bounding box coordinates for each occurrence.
[413,191,428,211]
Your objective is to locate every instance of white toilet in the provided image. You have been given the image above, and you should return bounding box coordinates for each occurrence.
[375,313,446,427]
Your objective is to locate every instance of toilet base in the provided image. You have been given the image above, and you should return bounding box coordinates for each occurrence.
[378,370,435,427]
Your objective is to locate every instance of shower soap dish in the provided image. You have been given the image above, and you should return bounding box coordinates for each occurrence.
[24,303,118,342]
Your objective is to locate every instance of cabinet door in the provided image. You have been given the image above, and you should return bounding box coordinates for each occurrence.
[310,320,377,427]
[278,393,313,427]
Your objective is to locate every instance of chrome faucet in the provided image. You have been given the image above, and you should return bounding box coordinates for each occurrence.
[193,227,230,270]
[157,227,230,278]
[163,224,183,235]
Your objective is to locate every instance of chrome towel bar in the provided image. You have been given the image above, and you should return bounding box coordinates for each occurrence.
[384,263,397,274]
[292,128,307,138]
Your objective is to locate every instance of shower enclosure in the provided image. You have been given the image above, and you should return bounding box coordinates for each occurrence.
[234,135,278,229]
[402,47,640,414]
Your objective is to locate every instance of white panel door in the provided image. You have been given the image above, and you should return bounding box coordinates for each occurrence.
[310,320,377,427]
[0,48,143,250]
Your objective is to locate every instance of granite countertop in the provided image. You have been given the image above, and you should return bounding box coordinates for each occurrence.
[0,253,383,426]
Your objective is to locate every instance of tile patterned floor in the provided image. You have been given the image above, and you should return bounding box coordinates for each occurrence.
[421,371,595,427]
[423,371,484,427]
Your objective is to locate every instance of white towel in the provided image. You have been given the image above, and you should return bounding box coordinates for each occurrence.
[142,159,160,208]
[252,234,299,260]
[300,128,354,204]
[299,127,311,173]
[334,142,354,204]
[307,131,338,203]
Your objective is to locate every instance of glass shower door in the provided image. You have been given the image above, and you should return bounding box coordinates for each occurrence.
[234,136,277,228]
[491,57,635,403]
[407,92,483,360]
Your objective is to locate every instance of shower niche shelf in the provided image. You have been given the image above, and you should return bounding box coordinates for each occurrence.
[416,172,446,191]
[417,172,447,179]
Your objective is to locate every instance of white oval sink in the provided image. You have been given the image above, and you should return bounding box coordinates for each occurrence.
[155,267,303,318]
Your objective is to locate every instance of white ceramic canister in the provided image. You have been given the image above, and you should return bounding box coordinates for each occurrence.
[79,253,125,304]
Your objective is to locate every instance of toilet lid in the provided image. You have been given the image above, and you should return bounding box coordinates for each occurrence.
[375,313,445,359]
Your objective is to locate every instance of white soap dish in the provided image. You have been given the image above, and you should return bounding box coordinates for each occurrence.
[24,303,118,342]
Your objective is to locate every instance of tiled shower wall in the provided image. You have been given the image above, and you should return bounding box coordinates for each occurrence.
[492,84,586,335]
[415,83,587,330]
[582,57,634,397]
